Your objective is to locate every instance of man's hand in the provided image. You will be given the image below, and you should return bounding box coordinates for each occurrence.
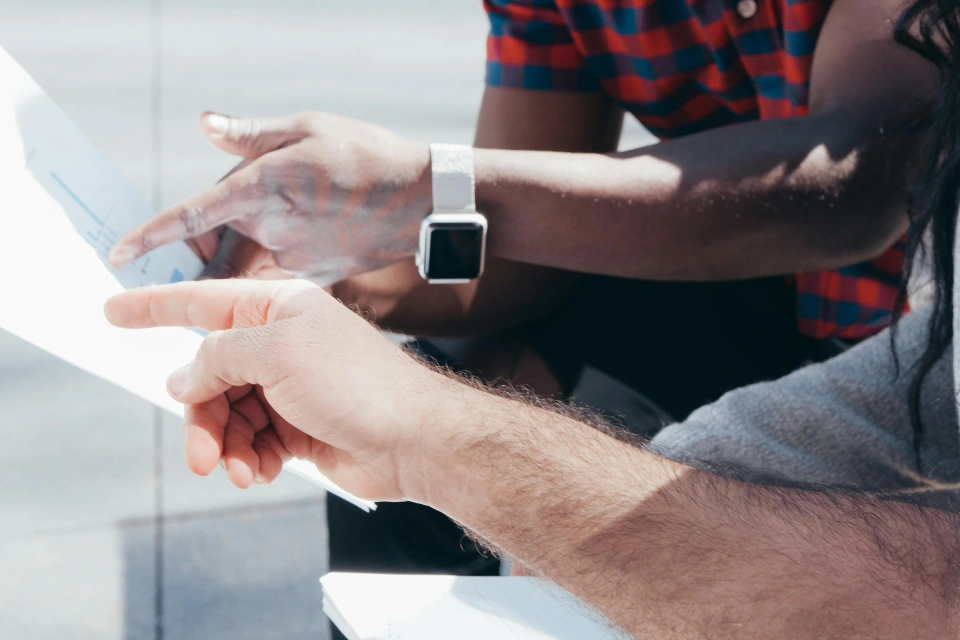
[104,279,451,501]
[106,280,960,639]
[108,112,431,285]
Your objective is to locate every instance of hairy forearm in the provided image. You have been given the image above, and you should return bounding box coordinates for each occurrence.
[417,381,959,638]
[477,110,915,280]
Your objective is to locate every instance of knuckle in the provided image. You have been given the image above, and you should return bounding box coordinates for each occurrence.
[177,206,206,236]
[183,285,200,327]
[273,280,324,314]
[289,279,321,293]
[146,290,162,325]
[242,160,266,186]
[260,174,296,217]
[234,290,272,327]
[292,112,319,134]
[133,235,152,254]
[276,187,297,216]
[288,112,309,130]
[231,118,265,151]
[133,228,154,254]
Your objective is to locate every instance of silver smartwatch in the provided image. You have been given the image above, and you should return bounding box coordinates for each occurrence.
[416,143,488,284]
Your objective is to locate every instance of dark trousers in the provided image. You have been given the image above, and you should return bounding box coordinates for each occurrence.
[328,276,825,639]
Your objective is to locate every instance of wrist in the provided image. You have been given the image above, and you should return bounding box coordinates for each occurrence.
[393,369,499,508]
[472,147,501,231]
[389,139,432,259]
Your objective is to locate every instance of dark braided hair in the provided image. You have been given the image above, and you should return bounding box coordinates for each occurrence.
[894,0,960,454]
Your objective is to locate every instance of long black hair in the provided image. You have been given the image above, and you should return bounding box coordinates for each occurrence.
[893,0,960,454]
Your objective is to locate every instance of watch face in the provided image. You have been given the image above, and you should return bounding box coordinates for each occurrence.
[426,223,485,280]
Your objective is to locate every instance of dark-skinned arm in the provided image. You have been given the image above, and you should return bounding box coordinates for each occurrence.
[110,0,934,336]
[331,89,623,336]
[472,0,932,279]
[338,0,933,335]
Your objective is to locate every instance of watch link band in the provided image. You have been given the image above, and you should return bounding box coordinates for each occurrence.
[429,143,476,213]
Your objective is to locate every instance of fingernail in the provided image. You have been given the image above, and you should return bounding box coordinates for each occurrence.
[108,244,135,267]
[167,364,191,398]
[254,474,267,485]
[204,113,230,136]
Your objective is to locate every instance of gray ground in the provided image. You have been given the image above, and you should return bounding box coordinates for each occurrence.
[0,2,654,638]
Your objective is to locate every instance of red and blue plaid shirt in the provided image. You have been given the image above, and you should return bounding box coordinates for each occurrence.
[484,0,905,340]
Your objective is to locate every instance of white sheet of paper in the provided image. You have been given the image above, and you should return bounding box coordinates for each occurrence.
[0,44,374,512]
[320,573,625,640]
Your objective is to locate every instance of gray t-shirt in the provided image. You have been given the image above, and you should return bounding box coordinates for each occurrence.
[651,306,960,510]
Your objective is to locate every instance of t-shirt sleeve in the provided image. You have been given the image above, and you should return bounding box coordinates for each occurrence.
[484,0,600,92]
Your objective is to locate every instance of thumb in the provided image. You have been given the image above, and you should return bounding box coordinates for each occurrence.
[168,326,279,405]
[200,111,311,159]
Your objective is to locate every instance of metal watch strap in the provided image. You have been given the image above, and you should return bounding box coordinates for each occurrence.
[430,143,476,213]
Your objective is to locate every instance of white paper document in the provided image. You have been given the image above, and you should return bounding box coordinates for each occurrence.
[320,573,626,640]
[0,44,374,511]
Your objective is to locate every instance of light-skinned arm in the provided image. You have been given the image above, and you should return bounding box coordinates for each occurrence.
[426,391,960,638]
[105,279,960,639]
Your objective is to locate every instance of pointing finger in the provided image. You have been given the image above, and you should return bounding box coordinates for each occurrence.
[108,165,266,267]
[104,279,321,331]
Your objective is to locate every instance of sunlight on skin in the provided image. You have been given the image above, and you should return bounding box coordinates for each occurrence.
[103,280,960,640]
[734,162,788,194]
[109,112,432,285]
[687,145,860,201]
[686,164,790,205]
[788,144,861,192]
[627,155,684,201]
[105,279,439,500]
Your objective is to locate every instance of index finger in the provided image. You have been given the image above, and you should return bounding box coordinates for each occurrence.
[104,279,317,331]
[108,165,266,267]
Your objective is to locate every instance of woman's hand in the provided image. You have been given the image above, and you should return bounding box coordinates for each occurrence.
[104,279,449,502]
[108,112,432,286]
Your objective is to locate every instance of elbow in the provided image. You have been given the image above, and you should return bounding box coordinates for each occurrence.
[812,202,910,270]
[834,219,908,267]
[796,111,919,269]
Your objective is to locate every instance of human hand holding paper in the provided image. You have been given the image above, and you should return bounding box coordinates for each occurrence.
[108,111,432,287]
[0,43,373,510]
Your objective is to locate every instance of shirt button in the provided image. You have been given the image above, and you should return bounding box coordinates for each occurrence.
[736,0,758,18]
